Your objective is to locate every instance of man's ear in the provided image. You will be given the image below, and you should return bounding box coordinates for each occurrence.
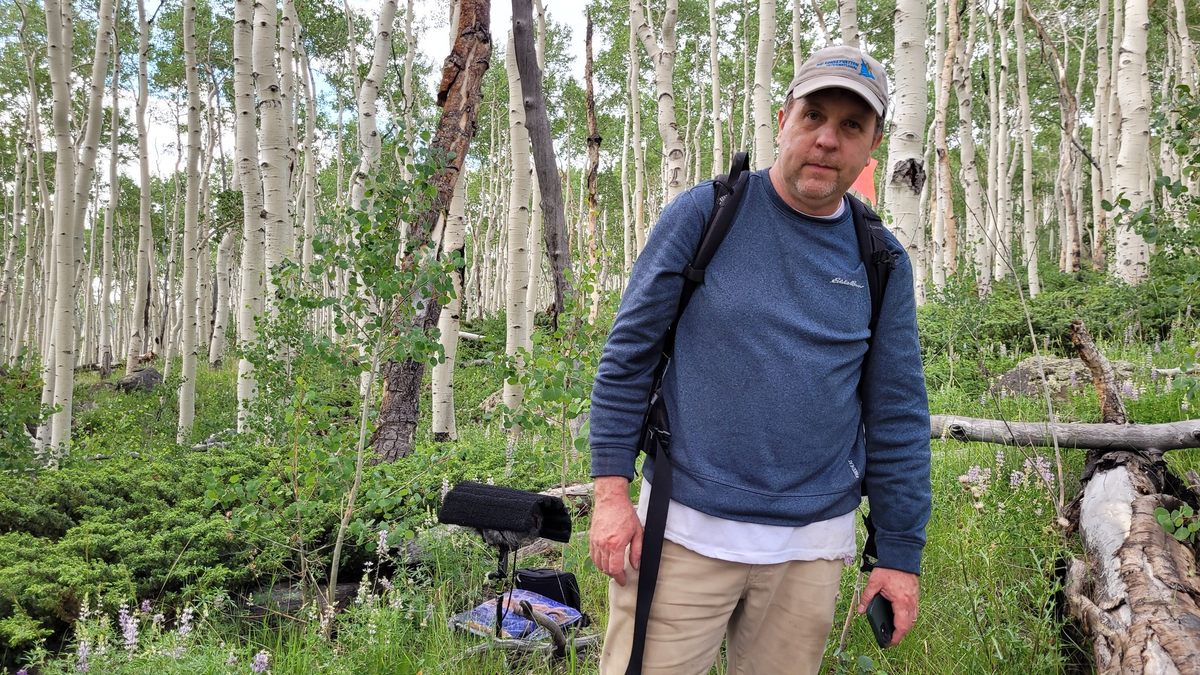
[777,105,786,129]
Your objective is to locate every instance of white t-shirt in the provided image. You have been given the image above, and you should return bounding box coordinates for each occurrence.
[637,479,857,565]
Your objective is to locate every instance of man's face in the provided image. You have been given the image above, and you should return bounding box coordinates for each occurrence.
[769,88,883,216]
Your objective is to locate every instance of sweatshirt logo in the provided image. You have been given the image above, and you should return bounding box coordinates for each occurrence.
[848,460,860,479]
[831,277,864,289]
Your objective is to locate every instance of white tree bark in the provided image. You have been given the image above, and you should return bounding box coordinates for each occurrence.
[1014,2,1038,295]
[432,180,466,442]
[884,0,928,303]
[953,4,985,292]
[254,0,289,307]
[177,0,202,444]
[629,18,646,256]
[1112,0,1150,283]
[234,0,266,429]
[209,230,235,367]
[47,0,116,452]
[752,0,776,170]
[99,30,119,378]
[503,35,531,413]
[349,0,399,211]
[127,0,154,375]
[837,0,860,47]
[709,0,723,174]
[631,0,687,203]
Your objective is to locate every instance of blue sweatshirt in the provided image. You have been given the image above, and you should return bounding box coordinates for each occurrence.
[589,170,931,575]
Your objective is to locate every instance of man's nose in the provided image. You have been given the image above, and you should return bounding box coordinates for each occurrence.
[814,123,839,150]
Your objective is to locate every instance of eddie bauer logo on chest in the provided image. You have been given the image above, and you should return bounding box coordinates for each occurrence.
[830,277,864,289]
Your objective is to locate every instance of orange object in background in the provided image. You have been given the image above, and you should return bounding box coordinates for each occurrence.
[850,157,878,206]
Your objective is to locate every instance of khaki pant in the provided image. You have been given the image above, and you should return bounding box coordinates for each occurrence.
[599,540,844,675]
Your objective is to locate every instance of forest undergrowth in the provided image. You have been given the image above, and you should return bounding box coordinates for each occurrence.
[1,264,1198,674]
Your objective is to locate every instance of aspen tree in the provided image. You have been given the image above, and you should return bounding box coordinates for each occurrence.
[209,230,235,367]
[99,26,119,379]
[752,0,776,170]
[1014,2,1038,295]
[884,0,928,303]
[47,0,117,452]
[349,0,398,214]
[709,0,723,174]
[1112,0,1150,283]
[631,0,687,202]
[739,0,751,151]
[256,0,290,305]
[1,141,24,360]
[126,0,153,374]
[837,0,859,46]
[512,0,569,320]
[234,0,266,429]
[504,34,532,416]
[432,0,467,442]
[931,0,959,289]
[585,12,602,323]
[993,7,1012,282]
[177,0,202,443]
[432,180,467,442]
[629,21,646,256]
[1106,0,1122,191]
[524,0,546,346]
[953,3,985,290]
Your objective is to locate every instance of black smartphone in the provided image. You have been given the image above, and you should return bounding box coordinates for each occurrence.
[866,594,895,648]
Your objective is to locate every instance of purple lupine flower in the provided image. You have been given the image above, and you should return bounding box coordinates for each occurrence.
[75,640,90,673]
[252,649,271,673]
[177,605,195,638]
[966,465,981,483]
[377,529,390,560]
[1010,470,1024,488]
[995,449,1006,468]
[140,599,152,614]
[18,668,30,675]
[1069,371,1078,388]
[118,603,139,652]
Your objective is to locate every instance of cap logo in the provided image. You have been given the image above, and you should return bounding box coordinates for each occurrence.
[859,59,875,80]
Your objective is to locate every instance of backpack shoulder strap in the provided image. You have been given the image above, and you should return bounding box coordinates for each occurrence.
[682,151,752,286]
[847,194,894,336]
[847,193,895,574]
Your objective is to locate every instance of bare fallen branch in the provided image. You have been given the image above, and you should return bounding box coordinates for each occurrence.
[930,415,1200,451]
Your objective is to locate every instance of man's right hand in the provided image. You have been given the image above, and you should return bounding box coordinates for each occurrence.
[588,476,644,586]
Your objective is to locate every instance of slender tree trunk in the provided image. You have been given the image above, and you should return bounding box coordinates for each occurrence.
[953,4,984,290]
[209,230,235,367]
[126,0,151,374]
[234,0,266,430]
[585,12,602,323]
[99,24,119,379]
[432,179,466,442]
[709,0,723,175]
[349,0,398,212]
[837,0,859,46]
[1014,1,1038,295]
[1111,0,1150,283]
[752,0,776,170]
[632,0,686,203]
[503,31,531,414]
[885,0,928,303]
[931,0,959,289]
[629,20,646,257]
[512,0,570,320]
[177,0,202,444]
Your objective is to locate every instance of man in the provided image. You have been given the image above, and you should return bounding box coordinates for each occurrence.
[587,45,931,674]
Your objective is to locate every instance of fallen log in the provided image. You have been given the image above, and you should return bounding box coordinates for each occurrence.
[929,416,1200,451]
[1063,320,1200,674]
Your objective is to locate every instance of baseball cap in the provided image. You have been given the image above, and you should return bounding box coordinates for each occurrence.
[785,45,889,117]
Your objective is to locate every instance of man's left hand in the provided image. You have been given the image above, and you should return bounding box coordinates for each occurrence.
[857,567,919,646]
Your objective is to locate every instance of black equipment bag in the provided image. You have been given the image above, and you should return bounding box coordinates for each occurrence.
[515,567,591,627]
[626,155,894,675]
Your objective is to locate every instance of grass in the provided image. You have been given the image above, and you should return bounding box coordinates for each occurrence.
[3,316,1198,674]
